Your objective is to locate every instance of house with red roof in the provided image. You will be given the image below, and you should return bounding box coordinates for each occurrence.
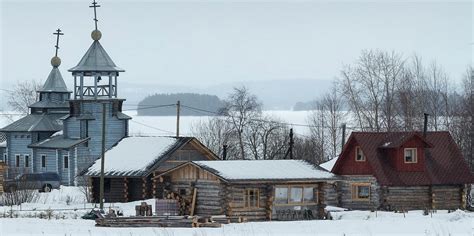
[331,131,473,211]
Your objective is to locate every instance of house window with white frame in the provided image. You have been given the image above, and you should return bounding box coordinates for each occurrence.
[404,148,417,163]
[351,183,370,200]
[2,153,6,162]
[355,146,365,161]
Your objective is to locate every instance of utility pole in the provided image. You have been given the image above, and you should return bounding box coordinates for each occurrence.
[289,128,294,159]
[176,100,181,137]
[99,102,106,210]
[470,71,474,172]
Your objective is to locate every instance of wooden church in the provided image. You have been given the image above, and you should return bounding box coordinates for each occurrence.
[0,3,131,186]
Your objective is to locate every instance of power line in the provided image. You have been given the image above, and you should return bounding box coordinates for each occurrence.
[129,120,174,135]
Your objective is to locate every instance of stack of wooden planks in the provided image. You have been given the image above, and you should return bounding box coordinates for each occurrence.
[95,215,245,228]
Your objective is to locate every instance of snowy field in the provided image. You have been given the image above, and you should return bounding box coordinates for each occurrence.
[0,186,473,236]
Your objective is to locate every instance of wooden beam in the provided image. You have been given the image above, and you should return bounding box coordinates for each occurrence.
[142,177,147,199]
[190,188,197,216]
[152,172,157,197]
[124,177,129,202]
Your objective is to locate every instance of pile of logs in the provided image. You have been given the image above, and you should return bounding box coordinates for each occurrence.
[135,202,153,216]
[95,215,235,228]
[162,189,195,216]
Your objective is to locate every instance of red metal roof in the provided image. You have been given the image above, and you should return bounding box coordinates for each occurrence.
[332,131,474,186]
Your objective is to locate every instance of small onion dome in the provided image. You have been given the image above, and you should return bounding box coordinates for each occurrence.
[51,56,61,67]
[91,29,102,41]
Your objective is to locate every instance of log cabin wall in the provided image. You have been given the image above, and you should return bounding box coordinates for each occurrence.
[380,186,430,211]
[431,185,463,210]
[224,184,269,221]
[338,176,380,210]
[380,185,464,211]
[91,177,148,203]
[323,182,338,206]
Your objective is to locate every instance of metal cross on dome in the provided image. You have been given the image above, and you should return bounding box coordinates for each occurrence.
[53,28,64,57]
[89,0,101,30]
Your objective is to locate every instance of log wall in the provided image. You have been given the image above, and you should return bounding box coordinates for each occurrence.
[224,184,269,221]
[338,176,467,210]
[338,175,380,210]
[195,179,225,216]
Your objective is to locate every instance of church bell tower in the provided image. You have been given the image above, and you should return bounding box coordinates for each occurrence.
[65,0,130,158]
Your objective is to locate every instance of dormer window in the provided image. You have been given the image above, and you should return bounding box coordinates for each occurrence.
[355,146,365,161]
[404,148,417,163]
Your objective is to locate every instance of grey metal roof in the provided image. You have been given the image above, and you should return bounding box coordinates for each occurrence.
[0,132,6,142]
[68,41,124,73]
[29,100,69,109]
[0,114,63,132]
[116,112,132,120]
[28,135,90,149]
[37,67,70,93]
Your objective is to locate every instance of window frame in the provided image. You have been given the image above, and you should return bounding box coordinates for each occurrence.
[41,155,46,168]
[355,146,366,162]
[24,154,30,168]
[244,188,260,209]
[274,185,318,206]
[404,148,418,163]
[15,154,20,167]
[63,155,69,169]
[351,183,371,201]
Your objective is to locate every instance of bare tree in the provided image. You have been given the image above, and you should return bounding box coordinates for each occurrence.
[220,87,262,160]
[191,117,238,159]
[246,115,289,160]
[8,80,41,115]
[340,50,404,132]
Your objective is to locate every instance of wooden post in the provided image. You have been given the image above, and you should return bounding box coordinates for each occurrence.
[176,100,181,137]
[461,185,467,210]
[124,177,129,202]
[152,172,157,197]
[142,177,147,199]
[429,186,435,210]
[317,183,326,219]
[190,188,197,216]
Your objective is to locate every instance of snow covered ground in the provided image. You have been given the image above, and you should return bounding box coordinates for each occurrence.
[0,187,473,236]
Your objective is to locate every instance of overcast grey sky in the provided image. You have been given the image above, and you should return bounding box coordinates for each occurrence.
[1,0,473,91]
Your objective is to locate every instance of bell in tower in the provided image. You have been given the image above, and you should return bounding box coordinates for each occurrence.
[68,0,124,100]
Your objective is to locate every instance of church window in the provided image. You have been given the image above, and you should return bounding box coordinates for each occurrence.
[15,154,20,167]
[63,156,69,169]
[24,155,29,167]
[41,155,46,168]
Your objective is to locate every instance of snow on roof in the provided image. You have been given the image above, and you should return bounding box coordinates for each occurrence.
[320,158,338,172]
[193,160,336,181]
[87,136,179,176]
[0,140,6,148]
